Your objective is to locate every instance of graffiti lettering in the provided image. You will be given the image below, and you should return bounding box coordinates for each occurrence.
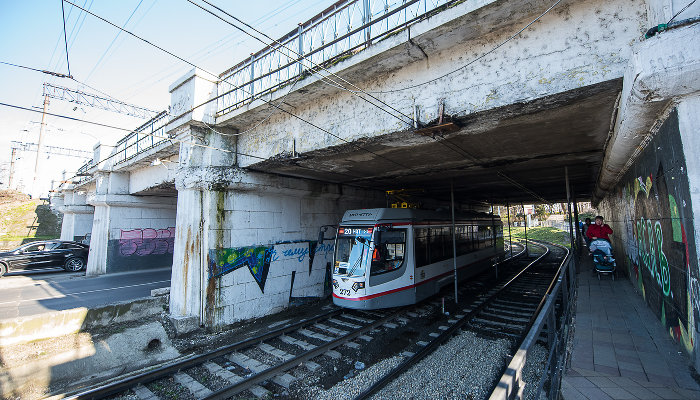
[209,246,272,292]
[636,219,671,297]
[119,227,175,257]
[283,247,309,262]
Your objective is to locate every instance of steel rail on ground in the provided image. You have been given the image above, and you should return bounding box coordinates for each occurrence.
[488,240,574,400]
[353,241,551,400]
[63,308,344,399]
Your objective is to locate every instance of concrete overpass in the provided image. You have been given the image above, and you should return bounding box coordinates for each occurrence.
[55,0,700,368]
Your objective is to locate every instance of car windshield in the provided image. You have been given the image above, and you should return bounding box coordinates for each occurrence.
[334,226,374,277]
[14,242,59,252]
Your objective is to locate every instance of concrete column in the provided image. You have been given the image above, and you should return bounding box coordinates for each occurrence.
[676,93,700,372]
[86,171,177,276]
[57,190,94,242]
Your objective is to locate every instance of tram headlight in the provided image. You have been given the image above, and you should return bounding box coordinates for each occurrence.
[351,281,365,292]
[332,279,339,289]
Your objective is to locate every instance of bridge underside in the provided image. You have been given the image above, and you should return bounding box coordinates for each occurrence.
[248,79,620,205]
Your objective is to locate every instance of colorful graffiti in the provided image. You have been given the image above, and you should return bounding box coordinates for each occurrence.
[600,109,698,354]
[119,227,175,257]
[209,246,273,292]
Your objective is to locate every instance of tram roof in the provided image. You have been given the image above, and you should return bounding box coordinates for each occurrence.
[340,208,497,224]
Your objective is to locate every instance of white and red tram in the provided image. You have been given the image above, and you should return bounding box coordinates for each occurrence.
[332,208,504,309]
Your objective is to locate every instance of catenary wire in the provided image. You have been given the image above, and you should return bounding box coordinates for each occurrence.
[367,0,563,94]
[187,0,416,126]
[668,0,697,23]
[60,0,72,77]
[0,61,72,78]
[61,0,419,173]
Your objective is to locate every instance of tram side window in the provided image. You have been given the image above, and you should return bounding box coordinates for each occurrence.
[415,228,430,268]
[429,227,452,264]
[370,229,406,275]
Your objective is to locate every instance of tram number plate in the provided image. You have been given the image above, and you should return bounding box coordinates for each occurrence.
[338,289,351,296]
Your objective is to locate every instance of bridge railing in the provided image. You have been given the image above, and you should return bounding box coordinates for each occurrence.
[73,158,95,185]
[112,111,171,165]
[217,0,455,117]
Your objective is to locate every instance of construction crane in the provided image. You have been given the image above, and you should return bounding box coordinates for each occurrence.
[43,82,159,119]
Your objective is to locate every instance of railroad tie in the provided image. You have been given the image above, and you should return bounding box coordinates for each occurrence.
[429,332,440,338]
[298,328,333,342]
[272,373,297,389]
[416,341,429,347]
[132,384,158,400]
[203,362,243,384]
[248,385,273,399]
[258,343,295,361]
[279,334,316,350]
[357,335,373,342]
[405,312,419,318]
[314,323,349,336]
[438,326,449,331]
[343,341,361,349]
[383,322,398,329]
[328,317,361,329]
[340,314,373,323]
[229,352,271,374]
[304,360,322,371]
[395,317,409,324]
[173,371,212,398]
[401,351,415,357]
[325,349,342,359]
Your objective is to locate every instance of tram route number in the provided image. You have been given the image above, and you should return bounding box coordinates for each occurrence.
[338,289,352,296]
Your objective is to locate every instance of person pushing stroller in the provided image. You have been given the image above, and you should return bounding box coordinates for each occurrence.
[586,216,616,278]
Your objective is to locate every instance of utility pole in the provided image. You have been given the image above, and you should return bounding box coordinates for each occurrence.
[8,147,17,189]
[32,94,49,198]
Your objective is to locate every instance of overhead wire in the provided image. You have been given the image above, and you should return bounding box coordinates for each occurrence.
[60,0,72,78]
[668,0,697,24]
[0,61,72,78]
[61,0,419,173]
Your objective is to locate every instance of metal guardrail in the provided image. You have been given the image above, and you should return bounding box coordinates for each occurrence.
[112,110,171,165]
[217,0,457,117]
[489,243,576,400]
[72,158,94,185]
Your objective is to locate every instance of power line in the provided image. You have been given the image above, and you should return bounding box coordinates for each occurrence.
[368,0,563,94]
[60,0,72,77]
[669,0,697,23]
[0,61,72,78]
[61,0,419,173]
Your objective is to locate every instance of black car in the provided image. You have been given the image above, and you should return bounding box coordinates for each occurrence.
[0,240,89,277]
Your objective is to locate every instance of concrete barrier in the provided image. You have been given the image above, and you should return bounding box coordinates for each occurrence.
[0,296,168,347]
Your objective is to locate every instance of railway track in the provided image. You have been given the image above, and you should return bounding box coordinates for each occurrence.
[59,241,569,400]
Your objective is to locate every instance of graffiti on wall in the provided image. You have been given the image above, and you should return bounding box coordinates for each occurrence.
[602,109,698,354]
[208,241,335,294]
[119,227,175,257]
[209,246,273,292]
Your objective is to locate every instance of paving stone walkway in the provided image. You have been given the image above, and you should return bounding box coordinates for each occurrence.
[562,260,700,399]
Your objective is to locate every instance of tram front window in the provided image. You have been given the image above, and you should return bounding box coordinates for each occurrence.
[335,227,373,277]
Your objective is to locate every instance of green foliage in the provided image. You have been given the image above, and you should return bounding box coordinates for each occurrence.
[506,226,571,248]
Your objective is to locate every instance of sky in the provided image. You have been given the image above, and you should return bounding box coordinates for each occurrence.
[0,0,331,193]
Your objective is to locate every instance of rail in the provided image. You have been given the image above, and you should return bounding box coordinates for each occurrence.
[488,241,576,400]
[111,110,171,165]
[217,0,458,117]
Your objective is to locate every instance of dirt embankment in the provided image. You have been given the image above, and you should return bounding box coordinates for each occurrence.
[0,190,62,251]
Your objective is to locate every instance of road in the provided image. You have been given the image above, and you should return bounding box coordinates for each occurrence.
[0,268,171,320]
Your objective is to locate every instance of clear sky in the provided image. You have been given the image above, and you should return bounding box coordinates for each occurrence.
[0,0,331,191]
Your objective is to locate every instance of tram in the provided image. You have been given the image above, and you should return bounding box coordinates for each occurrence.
[332,208,504,310]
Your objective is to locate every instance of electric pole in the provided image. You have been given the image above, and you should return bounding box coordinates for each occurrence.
[32,94,49,198]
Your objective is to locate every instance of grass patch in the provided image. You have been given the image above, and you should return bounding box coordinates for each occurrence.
[506,226,571,248]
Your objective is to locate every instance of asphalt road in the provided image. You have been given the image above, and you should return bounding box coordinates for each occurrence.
[0,268,171,320]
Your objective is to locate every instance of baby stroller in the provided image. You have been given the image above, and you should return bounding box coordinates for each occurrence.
[589,239,616,280]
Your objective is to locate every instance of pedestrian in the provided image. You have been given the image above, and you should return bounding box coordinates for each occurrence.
[586,216,612,242]
[582,218,593,247]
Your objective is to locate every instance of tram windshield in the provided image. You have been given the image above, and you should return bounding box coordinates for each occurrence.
[334,226,373,277]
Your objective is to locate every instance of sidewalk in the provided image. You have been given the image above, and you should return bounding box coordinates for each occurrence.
[561,260,700,399]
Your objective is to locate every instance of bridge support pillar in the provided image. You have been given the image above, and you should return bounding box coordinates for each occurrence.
[86,172,177,276]
[57,190,94,243]
[169,127,383,328]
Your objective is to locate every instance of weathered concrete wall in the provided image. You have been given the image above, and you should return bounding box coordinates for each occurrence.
[599,102,700,367]
[224,0,646,165]
[86,172,177,275]
[169,128,384,328]
[57,190,94,242]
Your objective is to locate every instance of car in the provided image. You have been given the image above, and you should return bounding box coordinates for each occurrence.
[0,240,89,277]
